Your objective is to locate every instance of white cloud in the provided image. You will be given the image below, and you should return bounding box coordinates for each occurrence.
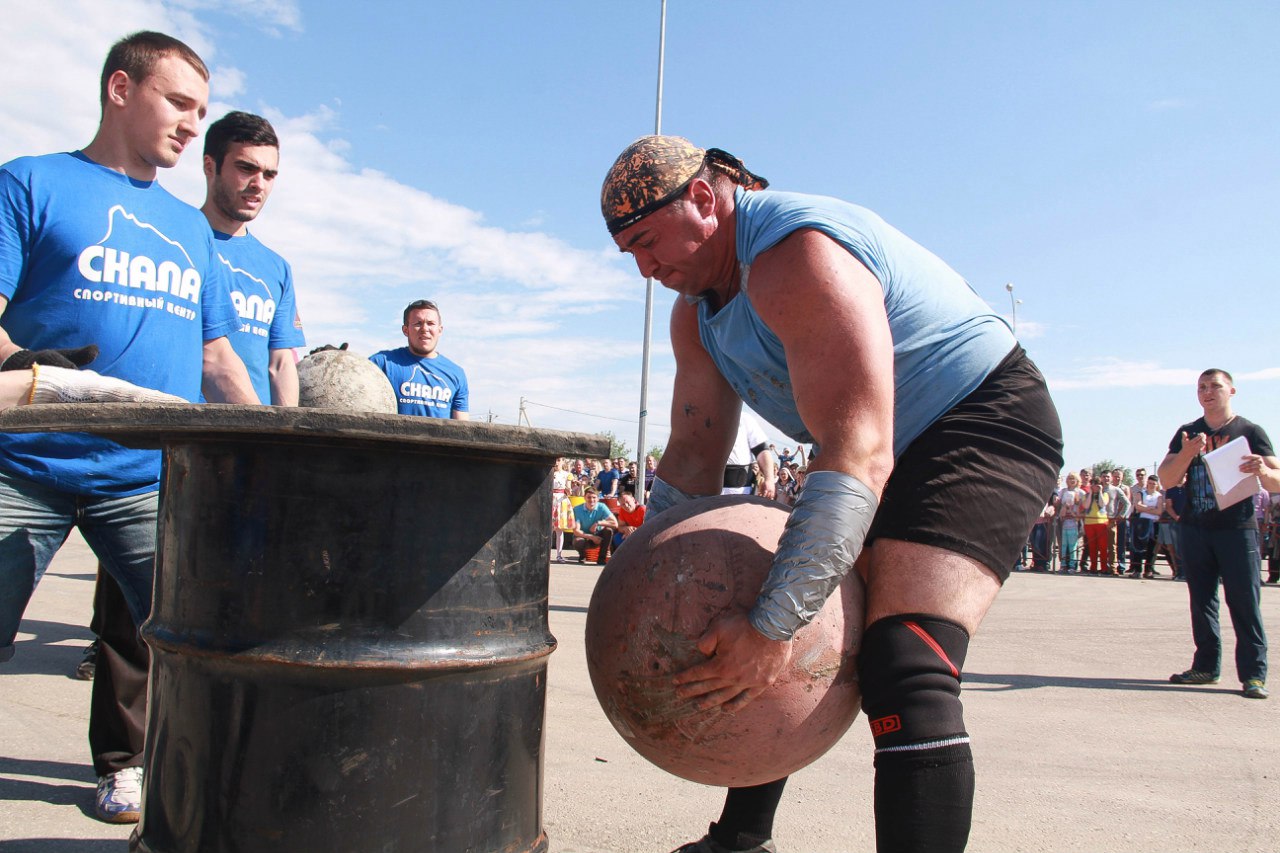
[0,0,646,433]
[209,65,246,99]
[1239,367,1280,382]
[1050,360,1280,392]
[170,0,302,33]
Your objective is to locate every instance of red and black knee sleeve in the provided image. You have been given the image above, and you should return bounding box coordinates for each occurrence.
[859,613,970,751]
[859,614,975,853]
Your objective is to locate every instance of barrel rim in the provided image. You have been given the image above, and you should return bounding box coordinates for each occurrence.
[0,403,610,458]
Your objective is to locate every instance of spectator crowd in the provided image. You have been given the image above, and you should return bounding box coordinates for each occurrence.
[551,453,1280,587]
[1020,465,1280,584]
[550,444,811,564]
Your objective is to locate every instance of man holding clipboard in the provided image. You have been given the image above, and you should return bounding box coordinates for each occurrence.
[1158,369,1280,699]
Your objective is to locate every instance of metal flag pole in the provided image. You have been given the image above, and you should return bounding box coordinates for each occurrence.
[635,0,666,506]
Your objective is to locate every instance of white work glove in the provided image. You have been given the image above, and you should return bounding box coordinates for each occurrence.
[30,364,185,405]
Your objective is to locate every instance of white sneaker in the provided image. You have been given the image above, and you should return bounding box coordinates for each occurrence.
[95,766,142,823]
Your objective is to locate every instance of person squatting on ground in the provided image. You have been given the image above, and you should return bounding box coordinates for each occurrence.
[612,491,647,551]
[1159,369,1279,700]
[572,487,617,565]
[0,31,259,824]
[601,136,1062,853]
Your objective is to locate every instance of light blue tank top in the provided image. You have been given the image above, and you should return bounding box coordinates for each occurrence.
[697,188,1015,458]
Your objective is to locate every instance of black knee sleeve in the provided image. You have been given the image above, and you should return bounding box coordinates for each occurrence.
[860,614,975,853]
[859,613,970,752]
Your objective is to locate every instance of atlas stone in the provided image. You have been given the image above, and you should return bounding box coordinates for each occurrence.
[585,495,863,788]
[297,348,397,414]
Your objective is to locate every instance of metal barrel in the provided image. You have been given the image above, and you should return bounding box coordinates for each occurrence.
[0,404,608,853]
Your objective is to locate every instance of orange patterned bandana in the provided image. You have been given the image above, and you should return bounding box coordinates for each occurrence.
[601,135,768,236]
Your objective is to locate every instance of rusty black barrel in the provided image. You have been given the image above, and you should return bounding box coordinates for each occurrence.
[0,404,608,853]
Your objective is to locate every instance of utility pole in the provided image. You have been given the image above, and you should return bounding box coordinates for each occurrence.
[635,0,667,506]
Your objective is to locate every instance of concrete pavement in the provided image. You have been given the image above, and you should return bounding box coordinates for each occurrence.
[2,531,1277,852]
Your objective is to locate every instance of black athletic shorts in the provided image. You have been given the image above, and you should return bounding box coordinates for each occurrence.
[865,345,1064,582]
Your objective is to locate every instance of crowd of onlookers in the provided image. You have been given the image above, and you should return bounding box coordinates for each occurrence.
[549,446,811,564]
[549,456,1280,583]
[1021,465,1280,583]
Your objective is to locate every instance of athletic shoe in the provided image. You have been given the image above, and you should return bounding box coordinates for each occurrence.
[670,827,777,853]
[1169,669,1219,685]
[1243,679,1269,699]
[95,766,142,823]
[553,556,565,564]
[74,640,98,681]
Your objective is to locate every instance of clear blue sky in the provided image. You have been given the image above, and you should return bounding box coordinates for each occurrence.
[3,1,1277,474]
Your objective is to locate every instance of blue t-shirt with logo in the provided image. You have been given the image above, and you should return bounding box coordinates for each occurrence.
[573,502,615,533]
[368,346,469,418]
[213,230,306,403]
[0,151,239,496]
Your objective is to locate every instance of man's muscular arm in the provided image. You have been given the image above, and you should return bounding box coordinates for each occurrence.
[201,336,261,404]
[656,298,743,498]
[267,347,299,406]
[674,229,895,711]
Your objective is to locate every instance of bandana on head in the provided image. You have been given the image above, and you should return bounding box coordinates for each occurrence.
[600,135,768,236]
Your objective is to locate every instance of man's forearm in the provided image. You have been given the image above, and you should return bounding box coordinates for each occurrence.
[268,349,299,406]
[202,338,260,405]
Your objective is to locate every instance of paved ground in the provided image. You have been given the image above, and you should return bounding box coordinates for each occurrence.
[2,532,1277,852]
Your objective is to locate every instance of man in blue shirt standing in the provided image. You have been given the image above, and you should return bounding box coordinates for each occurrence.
[200,111,306,404]
[369,299,469,419]
[0,31,257,824]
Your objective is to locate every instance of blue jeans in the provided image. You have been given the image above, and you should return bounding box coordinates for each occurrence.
[0,469,158,662]
[1179,524,1267,683]
[1060,523,1081,570]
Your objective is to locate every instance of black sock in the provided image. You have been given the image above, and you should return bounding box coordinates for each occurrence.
[710,778,788,848]
[873,741,974,853]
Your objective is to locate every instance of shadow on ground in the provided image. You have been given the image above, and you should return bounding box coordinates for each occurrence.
[0,755,99,820]
[966,671,1242,696]
[4,618,93,677]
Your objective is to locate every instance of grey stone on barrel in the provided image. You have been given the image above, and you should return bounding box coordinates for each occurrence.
[297,348,397,414]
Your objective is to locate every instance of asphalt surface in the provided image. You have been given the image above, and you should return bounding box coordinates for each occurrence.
[2,532,1277,852]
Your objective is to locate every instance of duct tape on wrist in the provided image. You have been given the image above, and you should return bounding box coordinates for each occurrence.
[749,470,878,641]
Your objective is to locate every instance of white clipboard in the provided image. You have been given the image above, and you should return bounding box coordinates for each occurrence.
[1202,435,1261,511]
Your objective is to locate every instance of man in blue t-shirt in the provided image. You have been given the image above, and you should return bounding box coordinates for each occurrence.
[0,31,257,824]
[200,111,306,404]
[369,299,469,419]
[572,488,617,565]
[595,458,621,498]
[600,136,1063,853]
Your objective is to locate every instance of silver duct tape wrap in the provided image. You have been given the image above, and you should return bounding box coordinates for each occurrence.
[646,475,703,517]
[750,470,878,641]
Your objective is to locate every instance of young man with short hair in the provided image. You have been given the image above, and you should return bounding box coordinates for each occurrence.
[201,110,306,404]
[1159,369,1279,699]
[0,30,257,823]
[572,488,617,565]
[369,300,469,419]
